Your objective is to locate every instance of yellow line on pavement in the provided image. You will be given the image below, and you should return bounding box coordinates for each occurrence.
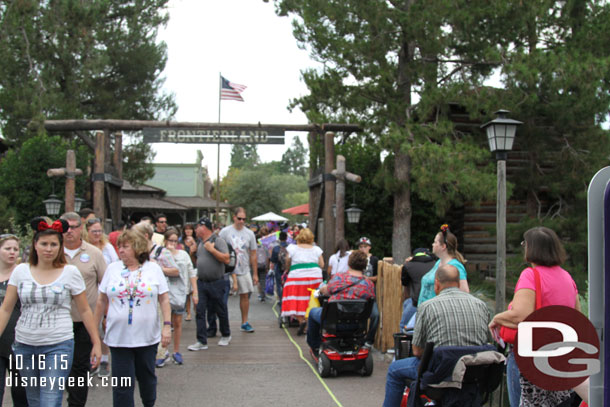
[272,302,343,407]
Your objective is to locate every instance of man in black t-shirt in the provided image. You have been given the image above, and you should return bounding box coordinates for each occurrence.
[400,248,436,332]
[356,237,380,347]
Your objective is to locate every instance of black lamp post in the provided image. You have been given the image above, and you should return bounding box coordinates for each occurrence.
[74,196,86,213]
[481,109,523,314]
[43,195,63,216]
[345,204,363,224]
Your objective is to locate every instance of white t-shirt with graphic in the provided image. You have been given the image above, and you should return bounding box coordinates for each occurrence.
[9,263,85,346]
[99,261,169,347]
[219,225,257,276]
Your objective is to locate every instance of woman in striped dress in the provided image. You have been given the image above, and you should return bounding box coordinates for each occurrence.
[280,228,324,334]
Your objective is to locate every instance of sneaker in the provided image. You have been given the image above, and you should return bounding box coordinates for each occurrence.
[155,352,169,368]
[172,352,183,365]
[98,361,110,377]
[240,322,255,333]
[187,341,208,351]
[363,341,374,349]
[218,336,232,346]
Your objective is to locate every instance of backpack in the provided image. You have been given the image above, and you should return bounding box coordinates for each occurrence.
[278,245,288,272]
[256,245,268,270]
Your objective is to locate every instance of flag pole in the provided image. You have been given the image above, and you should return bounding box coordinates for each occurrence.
[216,73,221,223]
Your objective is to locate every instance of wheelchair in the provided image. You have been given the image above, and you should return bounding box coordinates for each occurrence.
[310,298,374,378]
[403,342,506,407]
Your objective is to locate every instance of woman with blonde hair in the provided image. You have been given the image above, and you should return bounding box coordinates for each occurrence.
[280,228,324,335]
[85,218,119,265]
[417,224,469,306]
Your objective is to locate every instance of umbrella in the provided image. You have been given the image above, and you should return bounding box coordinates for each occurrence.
[251,212,289,222]
[282,203,309,216]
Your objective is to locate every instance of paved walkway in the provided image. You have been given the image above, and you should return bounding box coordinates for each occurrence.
[2,293,391,406]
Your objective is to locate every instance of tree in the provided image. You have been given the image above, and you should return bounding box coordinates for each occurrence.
[0,134,90,228]
[123,139,156,186]
[230,144,260,169]
[0,0,175,186]
[281,136,308,176]
[273,0,610,265]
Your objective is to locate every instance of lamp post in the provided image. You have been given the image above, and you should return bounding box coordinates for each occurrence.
[345,204,363,224]
[481,109,522,315]
[43,194,62,216]
[74,196,86,213]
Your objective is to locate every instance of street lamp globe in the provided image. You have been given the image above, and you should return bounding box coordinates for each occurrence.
[481,109,523,156]
[43,194,63,216]
[74,196,86,213]
[345,204,363,224]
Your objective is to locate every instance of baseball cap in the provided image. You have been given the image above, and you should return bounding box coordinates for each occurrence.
[413,248,431,256]
[357,237,372,247]
[197,217,213,230]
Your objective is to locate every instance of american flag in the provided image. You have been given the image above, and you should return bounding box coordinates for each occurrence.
[220,76,246,102]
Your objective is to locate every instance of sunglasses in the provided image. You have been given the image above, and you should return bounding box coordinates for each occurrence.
[86,218,101,225]
[0,234,18,241]
[236,217,246,221]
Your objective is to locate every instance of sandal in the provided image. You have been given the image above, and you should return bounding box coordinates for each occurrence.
[185,315,192,321]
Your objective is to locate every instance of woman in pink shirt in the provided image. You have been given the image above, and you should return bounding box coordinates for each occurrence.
[490,226,581,407]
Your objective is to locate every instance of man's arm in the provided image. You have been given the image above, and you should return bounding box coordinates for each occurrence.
[203,240,230,264]
[250,249,258,285]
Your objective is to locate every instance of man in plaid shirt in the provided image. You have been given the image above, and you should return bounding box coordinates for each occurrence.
[383,264,491,407]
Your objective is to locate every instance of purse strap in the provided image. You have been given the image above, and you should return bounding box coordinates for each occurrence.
[532,267,542,310]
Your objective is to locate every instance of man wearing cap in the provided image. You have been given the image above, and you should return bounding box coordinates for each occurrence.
[60,212,107,407]
[357,237,380,347]
[188,217,232,350]
[400,248,436,332]
[219,207,258,333]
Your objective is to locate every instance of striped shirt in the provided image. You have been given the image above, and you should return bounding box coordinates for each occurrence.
[413,287,491,349]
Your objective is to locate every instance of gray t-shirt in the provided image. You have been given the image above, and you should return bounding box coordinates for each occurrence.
[219,225,257,276]
[196,235,228,282]
[9,263,85,346]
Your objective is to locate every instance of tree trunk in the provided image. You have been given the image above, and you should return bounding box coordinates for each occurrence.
[392,151,412,264]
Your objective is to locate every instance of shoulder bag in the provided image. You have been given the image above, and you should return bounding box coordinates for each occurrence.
[499,267,542,345]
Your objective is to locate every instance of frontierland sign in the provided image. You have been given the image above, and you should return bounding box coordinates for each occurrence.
[142,127,285,144]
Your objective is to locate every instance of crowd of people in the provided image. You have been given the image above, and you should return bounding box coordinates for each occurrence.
[0,207,590,407]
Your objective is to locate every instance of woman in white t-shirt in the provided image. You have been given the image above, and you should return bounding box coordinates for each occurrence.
[327,239,351,276]
[94,228,171,407]
[280,228,324,334]
[0,218,101,407]
[84,217,119,265]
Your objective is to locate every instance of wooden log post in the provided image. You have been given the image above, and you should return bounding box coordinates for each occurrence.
[332,155,361,245]
[323,132,335,266]
[93,131,106,220]
[375,259,403,352]
[46,150,83,214]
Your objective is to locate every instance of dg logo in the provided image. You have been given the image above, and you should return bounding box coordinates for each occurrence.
[514,305,600,391]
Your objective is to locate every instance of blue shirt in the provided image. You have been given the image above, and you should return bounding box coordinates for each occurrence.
[417,259,467,306]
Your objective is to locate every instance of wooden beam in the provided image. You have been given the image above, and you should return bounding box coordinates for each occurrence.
[323,132,335,266]
[43,120,362,133]
[93,131,106,219]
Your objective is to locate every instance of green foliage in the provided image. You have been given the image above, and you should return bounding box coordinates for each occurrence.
[0,134,90,228]
[281,136,308,176]
[222,166,308,218]
[123,138,156,186]
[0,0,176,143]
[230,144,260,169]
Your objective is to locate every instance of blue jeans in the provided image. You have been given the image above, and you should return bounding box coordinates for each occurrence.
[383,356,420,407]
[306,307,323,350]
[206,277,230,335]
[400,299,417,332]
[507,350,521,407]
[110,344,157,407]
[274,269,284,302]
[365,300,379,344]
[197,278,231,343]
[13,339,74,407]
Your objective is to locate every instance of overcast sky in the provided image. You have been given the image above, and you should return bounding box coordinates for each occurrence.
[153,0,318,180]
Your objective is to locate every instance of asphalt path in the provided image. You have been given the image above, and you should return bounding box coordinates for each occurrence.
[2,293,391,406]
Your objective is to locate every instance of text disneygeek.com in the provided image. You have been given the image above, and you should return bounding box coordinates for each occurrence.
[5,372,131,390]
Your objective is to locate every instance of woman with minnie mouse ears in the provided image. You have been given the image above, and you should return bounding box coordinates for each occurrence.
[417,224,470,306]
[0,217,101,407]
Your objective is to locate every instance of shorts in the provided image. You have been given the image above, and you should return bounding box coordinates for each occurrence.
[236,272,254,294]
[172,307,186,315]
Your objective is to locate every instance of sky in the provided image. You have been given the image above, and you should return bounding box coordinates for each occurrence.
[153,0,319,181]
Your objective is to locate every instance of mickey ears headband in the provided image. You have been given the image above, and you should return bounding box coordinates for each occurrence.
[440,224,449,233]
[30,217,70,234]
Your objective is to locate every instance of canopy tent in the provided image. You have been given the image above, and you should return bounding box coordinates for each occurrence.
[281,203,309,216]
[251,212,289,222]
